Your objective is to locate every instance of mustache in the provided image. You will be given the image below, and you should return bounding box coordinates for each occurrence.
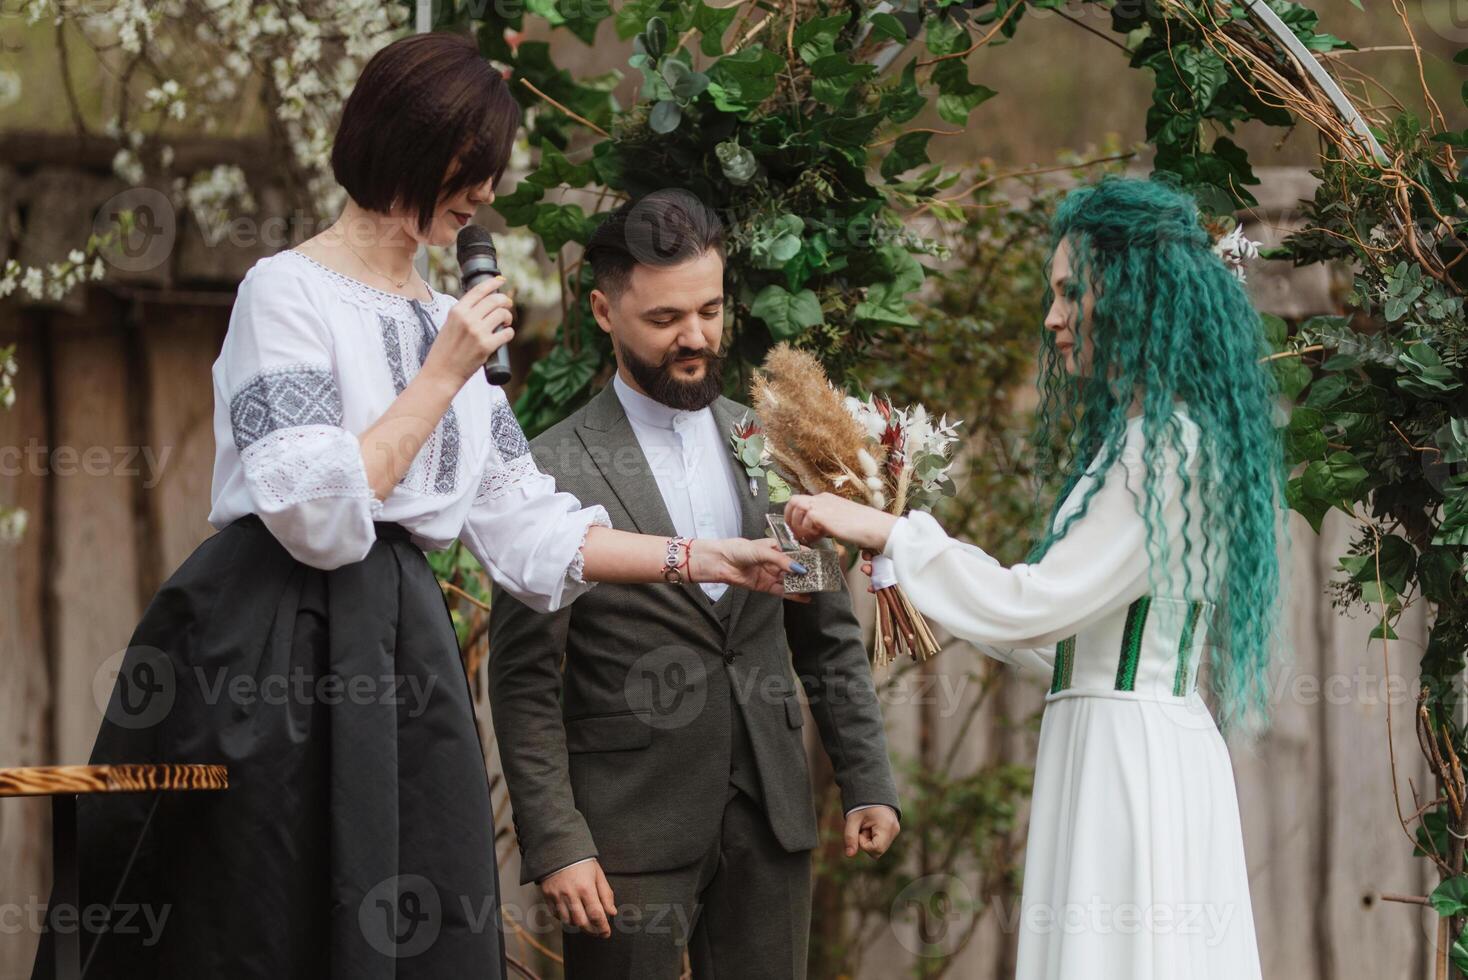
[662,347,722,367]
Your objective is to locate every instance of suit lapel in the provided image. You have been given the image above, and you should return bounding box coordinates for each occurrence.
[576,384,723,629]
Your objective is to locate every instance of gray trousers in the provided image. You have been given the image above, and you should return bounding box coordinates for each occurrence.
[562,786,812,980]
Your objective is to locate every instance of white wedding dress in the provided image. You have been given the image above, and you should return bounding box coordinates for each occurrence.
[881,409,1263,980]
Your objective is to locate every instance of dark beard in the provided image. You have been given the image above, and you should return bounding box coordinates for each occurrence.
[619,342,725,411]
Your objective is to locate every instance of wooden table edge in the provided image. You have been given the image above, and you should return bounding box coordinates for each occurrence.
[0,763,229,798]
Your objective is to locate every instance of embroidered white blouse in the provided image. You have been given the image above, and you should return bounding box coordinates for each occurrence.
[206,248,612,613]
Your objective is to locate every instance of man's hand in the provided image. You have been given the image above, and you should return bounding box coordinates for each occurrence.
[844,805,901,859]
[540,860,618,938]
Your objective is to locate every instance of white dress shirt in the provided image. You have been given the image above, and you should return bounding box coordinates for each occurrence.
[206,249,611,612]
[612,373,743,601]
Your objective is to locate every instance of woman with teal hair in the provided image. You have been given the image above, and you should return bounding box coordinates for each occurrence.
[784,175,1281,979]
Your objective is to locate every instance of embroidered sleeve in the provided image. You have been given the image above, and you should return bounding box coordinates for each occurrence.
[459,389,611,613]
[219,261,380,569]
[473,397,540,503]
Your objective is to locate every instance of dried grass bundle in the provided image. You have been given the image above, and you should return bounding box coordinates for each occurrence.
[751,344,887,506]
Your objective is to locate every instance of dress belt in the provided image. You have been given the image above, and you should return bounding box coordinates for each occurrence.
[231,512,413,543]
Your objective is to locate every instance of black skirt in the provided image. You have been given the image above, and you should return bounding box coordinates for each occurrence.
[31,514,507,980]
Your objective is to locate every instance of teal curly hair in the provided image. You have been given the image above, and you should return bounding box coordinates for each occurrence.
[1029,175,1283,730]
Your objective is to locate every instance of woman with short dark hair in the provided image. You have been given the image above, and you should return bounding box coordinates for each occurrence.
[31,32,798,980]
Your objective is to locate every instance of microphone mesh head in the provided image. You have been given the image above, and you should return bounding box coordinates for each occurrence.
[456,224,497,263]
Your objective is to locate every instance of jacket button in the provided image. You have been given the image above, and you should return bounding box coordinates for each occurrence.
[724,651,737,665]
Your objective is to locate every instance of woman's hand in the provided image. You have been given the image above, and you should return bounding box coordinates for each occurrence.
[422,274,516,385]
[784,493,899,553]
[690,538,807,597]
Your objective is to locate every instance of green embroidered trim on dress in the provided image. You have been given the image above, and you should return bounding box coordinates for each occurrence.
[1172,600,1205,697]
[1114,597,1152,691]
[1050,636,1076,694]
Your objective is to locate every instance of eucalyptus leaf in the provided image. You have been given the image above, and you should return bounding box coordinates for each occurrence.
[649,99,683,133]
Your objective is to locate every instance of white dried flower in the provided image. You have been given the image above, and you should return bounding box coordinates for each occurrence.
[1212,224,1261,284]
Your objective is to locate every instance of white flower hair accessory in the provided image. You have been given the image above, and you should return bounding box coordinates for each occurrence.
[1212,224,1261,284]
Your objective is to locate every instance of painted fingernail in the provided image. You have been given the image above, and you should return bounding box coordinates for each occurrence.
[790,561,809,575]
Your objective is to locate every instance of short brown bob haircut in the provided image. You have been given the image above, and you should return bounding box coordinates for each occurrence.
[331,33,522,234]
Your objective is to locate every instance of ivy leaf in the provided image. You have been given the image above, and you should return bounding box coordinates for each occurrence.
[931,60,997,126]
[924,14,965,56]
[879,59,926,124]
[1285,476,1328,533]
[1419,548,1460,605]
[868,11,907,42]
[1359,579,1398,607]
[1173,47,1229,110]
[529,202,592,254]
[589,142,627,187]
[526,144,594,189]
[526,0,565,27]
[751,284,823,339]
[1432,876,1468,918]
[692,0,738,58]
[1368,620,1399,641]
[1283,407,1326,464]
[1302,451,1368,506]
[1260,313,1288,351]
[707,46,782,113]
[855,280,919,326]
[1346,535,1416,596]
[881,131,932,181]
[556,0,612,46]
[1435,493,1468,548]
[1417,809,1450,859]
[649,99,683,133]
[877,243,925,294]
[810,55,876,107]
[492,182,545,227]
[793,13,850,64]
[1273,356,1312,402]
[613,0,665,40]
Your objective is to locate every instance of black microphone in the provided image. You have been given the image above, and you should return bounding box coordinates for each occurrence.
[456,225,512,386]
